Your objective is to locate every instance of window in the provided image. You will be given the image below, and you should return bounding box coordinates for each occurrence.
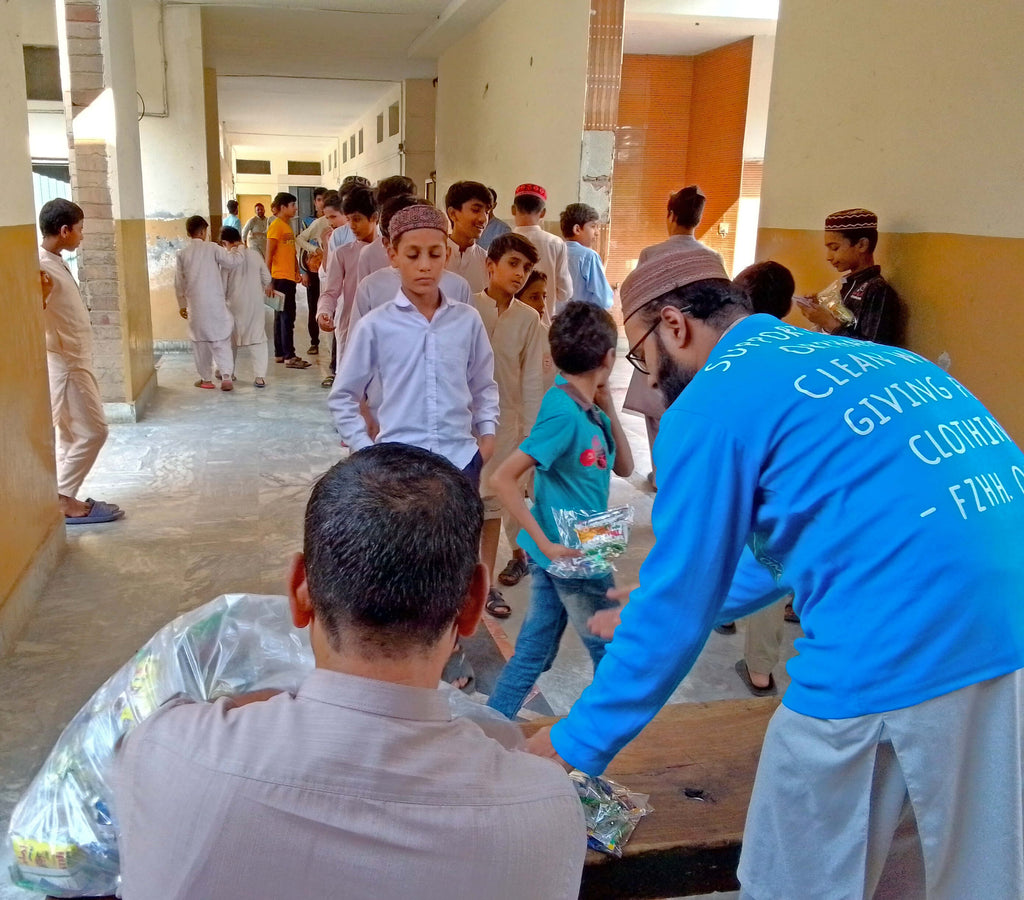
[236,159,271,175]
[333,149,338,169]
[388,102,400,137]
[342,143,347,164]
[23,46,62,102]
[287,161,321,176]
[377,113,384,144]
[358,128,364,155]
[350,134,356,158]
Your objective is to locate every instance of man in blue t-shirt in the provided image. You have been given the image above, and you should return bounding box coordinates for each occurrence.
[487,302,634,719]
[526,248,1024,898]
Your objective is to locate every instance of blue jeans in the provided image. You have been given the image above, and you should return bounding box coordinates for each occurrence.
[488,562,616,719]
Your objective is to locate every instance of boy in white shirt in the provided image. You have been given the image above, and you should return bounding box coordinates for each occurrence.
[511,183,573,320]
[472,233,546,618]
[220,226,272,388]
[444,181,490,293]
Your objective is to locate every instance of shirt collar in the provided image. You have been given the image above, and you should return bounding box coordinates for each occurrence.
[556,376,597,413]
[392,286,453,310]
[843,265,882,286]
[297,669,453,722]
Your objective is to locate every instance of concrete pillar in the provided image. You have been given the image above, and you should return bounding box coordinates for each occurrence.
[204,66,224,236]
[56,0,156,421]
[0,2,65,652]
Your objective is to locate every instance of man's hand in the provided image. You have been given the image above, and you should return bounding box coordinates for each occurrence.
[317,312,334,332]
[264,284,276,298]
[525,726,572,771]
[588,607,622,640]
[796,296,840,333]
[178,308,188,319]
[477,433,496,463]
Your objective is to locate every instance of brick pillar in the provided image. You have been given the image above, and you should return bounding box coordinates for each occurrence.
[57,0,156,420]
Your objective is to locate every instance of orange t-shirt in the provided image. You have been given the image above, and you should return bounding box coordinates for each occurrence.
[266,218,299,282]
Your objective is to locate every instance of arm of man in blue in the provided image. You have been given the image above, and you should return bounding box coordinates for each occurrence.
[719,547,792,624]
[549,410,760,775]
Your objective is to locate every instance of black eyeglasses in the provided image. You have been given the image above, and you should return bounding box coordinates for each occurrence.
[625,321,660,374]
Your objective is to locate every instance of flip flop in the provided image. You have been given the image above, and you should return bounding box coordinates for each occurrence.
[321,375,335,388]
[734,659,777,697]
[497,557,528,586]
[714,622,737,635]
[441,646,475,693]
[254,378,266,389]
[195,380,214,389]
[485,588,512,619]
[66,501,125,525]
[83,498,120,516]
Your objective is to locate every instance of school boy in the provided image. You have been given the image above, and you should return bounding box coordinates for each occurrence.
[472,233,546,618]
[175,215,243,391]
[478,186,511,251]
[356,175,417,281]
[444,181,491,292]
[265,191,310,369]
[559,203,613,310]
[487,302,634,719]
[38,198,123,525]
[220,226,273,389]
[316,187,377,361]
[296,186,330,356]
[511,184,573,319]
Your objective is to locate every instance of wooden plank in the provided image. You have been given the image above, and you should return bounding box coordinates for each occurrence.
[524,697,779,898]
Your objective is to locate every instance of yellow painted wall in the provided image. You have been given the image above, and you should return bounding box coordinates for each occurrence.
[117,218,156,395]
[758,0,1024,439]
[435,0,591,217]
[146,218,189,342]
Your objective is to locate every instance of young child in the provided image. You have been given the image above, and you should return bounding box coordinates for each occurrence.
[511,183,573,319]
[220,226,272,388]
[264,191,310,369]
[329,203,499,691]
[316,187,378,362]
[472,233,546,618]
[517,271,556,390]
[559,203,614,310]
[444,180,491,292]
[487,302,634,719]
[296,186,330,357]
[175,215,242,391]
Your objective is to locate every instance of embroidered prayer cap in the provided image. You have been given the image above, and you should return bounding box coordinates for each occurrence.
[514,183,548,202]
[620,249,730,322]
[388,203,449,243]
[825,208,878,232]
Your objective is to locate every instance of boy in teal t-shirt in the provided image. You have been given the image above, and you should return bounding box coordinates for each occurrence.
[488,302,634,718]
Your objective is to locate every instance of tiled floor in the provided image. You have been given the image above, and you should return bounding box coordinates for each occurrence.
[0,329,798,899]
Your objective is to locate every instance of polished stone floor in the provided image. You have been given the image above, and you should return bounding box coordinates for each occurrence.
[0,323,797,899]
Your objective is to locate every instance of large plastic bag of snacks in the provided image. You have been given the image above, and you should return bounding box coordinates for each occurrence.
[7,593,516,897]
[547,506,635,579]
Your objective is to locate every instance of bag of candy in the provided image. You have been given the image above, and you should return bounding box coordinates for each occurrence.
[547,506,634,578]
[570,771,652,857]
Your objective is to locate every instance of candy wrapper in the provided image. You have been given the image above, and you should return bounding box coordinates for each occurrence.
[547,506,634,578]
[6,593,514,897]
[570,771,652,857]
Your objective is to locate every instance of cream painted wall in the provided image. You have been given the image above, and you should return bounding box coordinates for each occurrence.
[233,148,332,197]
[326,83,404,187]
[761,0,1024,237]
[19,0,56,45]
[434,0,591,218]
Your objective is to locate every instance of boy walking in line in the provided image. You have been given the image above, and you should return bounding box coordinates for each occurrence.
[511,183,573,320]
[296,186,329,356]
[329,203,499,690]
[444,181,491,293]
[316,187,378,363]
[265,192,310,369]
[487,302,633,719]
[175,215,243,391]
[38,198,123,525]
[220,226,273,389]
[356,175,417,281]
[472,233,546,619]
[560,203,613,310]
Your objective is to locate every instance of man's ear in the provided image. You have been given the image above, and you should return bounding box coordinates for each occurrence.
[455,562,488,638]
[288,552,314,629]
[659,305,692,350]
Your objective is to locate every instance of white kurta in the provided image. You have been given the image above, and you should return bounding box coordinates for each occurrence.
[175,239,243,342]
[223,247,272,345]
[317,238,367,358]
[446,239,488,293]
[512,225,573,320]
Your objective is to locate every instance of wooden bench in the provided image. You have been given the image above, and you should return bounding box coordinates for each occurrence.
[524,696,779,899]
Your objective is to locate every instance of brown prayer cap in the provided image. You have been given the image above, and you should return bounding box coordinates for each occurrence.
[824,208,878,231]
[388,204,449,243]
[620,248,730,321]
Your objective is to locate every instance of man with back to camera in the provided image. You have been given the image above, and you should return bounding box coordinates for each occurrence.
[113,443,586,900]
[527,245,1024,899]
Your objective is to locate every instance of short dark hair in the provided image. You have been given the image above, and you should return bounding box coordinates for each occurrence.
[303,444,483,652]
[830,227,879,253]
[342,186,377,219]
[559,203,599,239]
[321,190,342,212]
[219,226,241,244]
[512,193,545,216]
[639,278,752,330]
[313,187,328,200]
[380,195,429,241]
[549,301,617,374]
[39,198,84,236]
[487,232,539,265]
[734,261,795,319]
[667,185,706,229]
[487,186,498,208]
[445,181,492,221]
[226,199,238,214]
[186,215,208,237]
[517,269,548,297]
[272,191,297,209]
[376,175,417,207]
